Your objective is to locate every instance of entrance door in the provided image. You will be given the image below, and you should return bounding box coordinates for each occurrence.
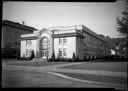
[42,50,48,58]
[41,37,49,59]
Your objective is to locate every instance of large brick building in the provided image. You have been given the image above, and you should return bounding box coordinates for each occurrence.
[20,25,110,60]
[2,20,37,58]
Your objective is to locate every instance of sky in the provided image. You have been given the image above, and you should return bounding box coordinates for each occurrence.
[3,1,126,38]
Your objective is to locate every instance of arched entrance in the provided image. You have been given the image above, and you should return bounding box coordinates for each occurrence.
[41,37,49,59]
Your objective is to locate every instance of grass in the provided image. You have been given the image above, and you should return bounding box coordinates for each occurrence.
[4,61,69,67]
[3,59,128,72]
[2,59,21,63]
[60,62,128,72]
[56,72,127,85]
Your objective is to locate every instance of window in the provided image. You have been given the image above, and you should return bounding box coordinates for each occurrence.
[59,48,63,57]
[42,37,49,49]
[59,38,63,44]
[63,37,67,44]
[63,48,67,56]
[42,50,45,57]
[26,49,32,57]
[59,37,68,45]
[26,40,32,46]
[42,38,48,45]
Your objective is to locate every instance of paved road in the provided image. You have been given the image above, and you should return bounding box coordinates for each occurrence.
[2,61,127,90]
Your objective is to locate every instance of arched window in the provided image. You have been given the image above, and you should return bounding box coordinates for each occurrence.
[41,37,49,58]
[41,37,49,49]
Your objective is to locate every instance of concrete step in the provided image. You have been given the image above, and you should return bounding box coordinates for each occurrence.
[31,58,47,62]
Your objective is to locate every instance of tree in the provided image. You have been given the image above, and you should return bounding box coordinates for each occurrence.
[72,52,76,61]
[116,0,128,58]
[32,50,35,58]
[116,0,128,37]
[51,52,55,61]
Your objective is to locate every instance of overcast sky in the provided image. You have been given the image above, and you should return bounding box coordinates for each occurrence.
[3,1,126,38]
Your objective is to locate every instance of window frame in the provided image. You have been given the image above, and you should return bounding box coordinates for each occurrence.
[63,37,67,44]
[59,48,63,57]
[26,40,32,46]
[63,48,67,57]
[59,37,63,44]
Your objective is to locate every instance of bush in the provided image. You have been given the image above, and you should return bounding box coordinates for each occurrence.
[83,55,87,61]
[72,52,76,62]
[51,52,55,61]
[31,50,35,59]
[18,57,31,61]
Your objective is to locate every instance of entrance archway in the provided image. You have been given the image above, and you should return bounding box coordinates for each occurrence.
[41,37,49,59]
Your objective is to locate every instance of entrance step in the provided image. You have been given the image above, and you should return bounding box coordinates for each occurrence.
[31,58,47,62]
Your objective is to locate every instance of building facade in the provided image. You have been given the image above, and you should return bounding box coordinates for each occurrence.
[2,20,37,58]
[20,25,106,60]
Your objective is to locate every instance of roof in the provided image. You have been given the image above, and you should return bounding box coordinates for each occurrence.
[53,32,84,38]
[20,36,38,40]
[82,25,106,42]
[47,25,106,42]
[2,20,37,32]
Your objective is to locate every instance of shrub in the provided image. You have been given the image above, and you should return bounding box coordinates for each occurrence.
[83,55,87,61]
[72,52,76,62]
[51,52,55,61]
[52,52,55,60]
[31,50,35,60]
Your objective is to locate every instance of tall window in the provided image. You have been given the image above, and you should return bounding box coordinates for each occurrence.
[63,37,67,44]
[42,50,45,57]
[42,37,49,49]
[59,38,63,44]
[26,40,32,46]
[26,49,32,57]
[59,48,63,57]
[41,37,50,57]
[63,48,67,56]
[59,37,67,45]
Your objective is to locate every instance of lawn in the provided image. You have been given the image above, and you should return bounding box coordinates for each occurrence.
[55,72,127,85]
[2,59,21,63]
[3,61,69,67]
[60,62,128,72]
[2,69,75,87]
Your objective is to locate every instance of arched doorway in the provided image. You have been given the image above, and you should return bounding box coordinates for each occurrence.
[41,37,49,59]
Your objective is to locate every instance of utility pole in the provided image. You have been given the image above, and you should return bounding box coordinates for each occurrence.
[47,37,48,61]
[52,30,55,56]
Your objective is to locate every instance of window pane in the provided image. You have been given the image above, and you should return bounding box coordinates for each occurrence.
[42,50,45,57]
[45,51,47,57]
[26,49,31,57]
[26,40,32,46]
[63,37,67,44]
[59,38,63,44]
[42,37,49,49]
[59,48,62,57]
[63,48,67,56]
